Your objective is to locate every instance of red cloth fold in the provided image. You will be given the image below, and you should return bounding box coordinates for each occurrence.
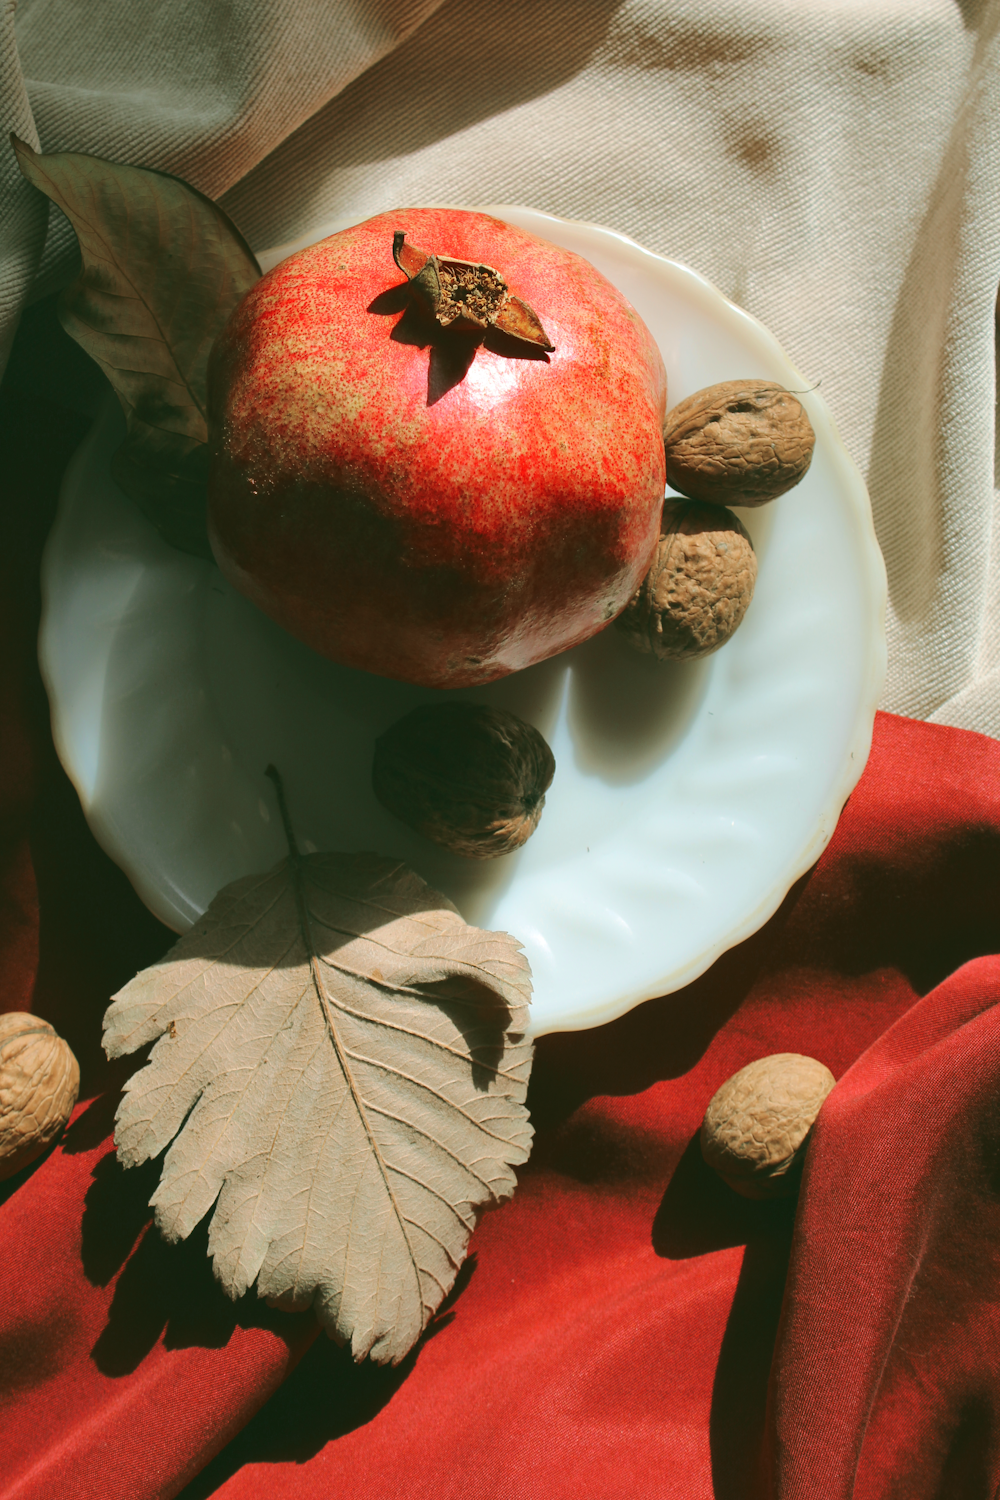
[769,956,1000,1500]
[2,379,1000,1498]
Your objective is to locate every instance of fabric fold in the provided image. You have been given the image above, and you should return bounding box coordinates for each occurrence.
[0,0,47,373]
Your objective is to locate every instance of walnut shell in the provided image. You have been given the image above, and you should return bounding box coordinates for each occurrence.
[700,1053,835,1199]
[664,380,815,507]
[0,1013,80,1179]
[372,702,555,859]
[615,500,756,660]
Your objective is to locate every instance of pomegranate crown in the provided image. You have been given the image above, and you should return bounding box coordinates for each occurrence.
[392,232,555,352]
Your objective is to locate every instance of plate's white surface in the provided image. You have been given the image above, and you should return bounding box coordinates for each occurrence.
[39,206,886,1038]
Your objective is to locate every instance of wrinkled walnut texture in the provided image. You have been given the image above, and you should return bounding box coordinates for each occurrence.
[700,1053,835,1200]
[664,380,815,507]
[0,1012,80,1179]
[615,499,756,660]
[372,702,556,859]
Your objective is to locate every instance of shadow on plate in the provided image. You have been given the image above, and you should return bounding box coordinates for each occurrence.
[565,625,710,784]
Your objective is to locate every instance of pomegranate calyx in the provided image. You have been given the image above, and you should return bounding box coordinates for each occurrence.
[392,232,555,352]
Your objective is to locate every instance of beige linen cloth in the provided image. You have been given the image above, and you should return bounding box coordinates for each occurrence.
[2,0,999,734]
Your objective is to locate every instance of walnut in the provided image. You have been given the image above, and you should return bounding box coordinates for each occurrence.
[615,499,756,660]
[0,1013,80,1179]
[663,380,815,507]
[700,1053,835,1199]
[372,702,555,859]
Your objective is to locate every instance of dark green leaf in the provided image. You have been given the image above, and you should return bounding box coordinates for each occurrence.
[12,136,260,558]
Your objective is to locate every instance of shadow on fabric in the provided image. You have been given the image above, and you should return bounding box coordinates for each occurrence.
[526,880,810,1133]
[175,1257,477,1499]
[59,1095,304,1378]
[220,0,630,242]
[653,1132,797,1500]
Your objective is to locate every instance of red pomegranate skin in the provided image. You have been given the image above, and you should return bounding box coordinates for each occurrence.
[207,208,667,689]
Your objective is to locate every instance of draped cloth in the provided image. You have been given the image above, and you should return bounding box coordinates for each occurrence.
[1,3,1000,1495]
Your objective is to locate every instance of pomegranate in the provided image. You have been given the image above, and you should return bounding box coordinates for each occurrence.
[207,208,667,689]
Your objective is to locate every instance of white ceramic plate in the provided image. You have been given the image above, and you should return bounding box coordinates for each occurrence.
[39,206,886,1037]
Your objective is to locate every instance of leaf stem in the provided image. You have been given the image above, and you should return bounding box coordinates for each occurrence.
[265,764,301,862]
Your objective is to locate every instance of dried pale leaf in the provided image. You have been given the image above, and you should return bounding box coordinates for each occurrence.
[103,852,533,1365]
[12,137,259,558]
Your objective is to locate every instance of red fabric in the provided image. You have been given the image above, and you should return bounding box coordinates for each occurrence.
[2,370,1000,1498]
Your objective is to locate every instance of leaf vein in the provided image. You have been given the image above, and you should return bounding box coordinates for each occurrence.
[343,1047,516,1143]
[362,1102,494,1188]
[385,1163,473,1234]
